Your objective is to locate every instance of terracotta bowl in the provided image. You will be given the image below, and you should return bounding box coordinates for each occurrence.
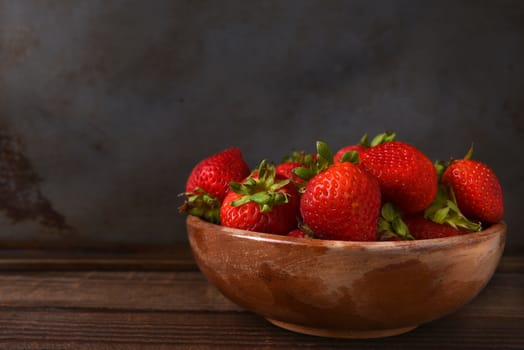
[186,215,506,338]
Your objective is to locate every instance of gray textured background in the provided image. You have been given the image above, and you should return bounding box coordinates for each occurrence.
[0,1,522,248]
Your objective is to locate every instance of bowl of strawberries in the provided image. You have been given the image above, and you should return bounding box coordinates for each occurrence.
[181,133,506,339]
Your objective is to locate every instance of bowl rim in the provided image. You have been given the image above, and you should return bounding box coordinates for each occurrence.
[186,215,506,251]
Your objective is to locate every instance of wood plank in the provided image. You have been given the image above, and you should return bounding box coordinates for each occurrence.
[0,269,520,349]
[0,271,240,311]
[497,254,524,273]
[0,242,197,270]
[0,270,522,316]
[0,266,521,349]
[0,308,522,349]
[0,271,521,315]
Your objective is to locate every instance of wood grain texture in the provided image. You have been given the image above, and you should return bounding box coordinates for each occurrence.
[0,308,521,350]
[0,257,522,349]
[0,242,196,270]
[1,240,522,273]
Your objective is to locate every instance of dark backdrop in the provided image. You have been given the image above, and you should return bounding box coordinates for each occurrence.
[0,0,522,249]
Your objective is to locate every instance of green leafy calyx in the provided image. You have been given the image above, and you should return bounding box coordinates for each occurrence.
[293,140,334,183]
[359,133,370,147]
[179,187,221,224]
[434,160,447,181]
[281,150,316,166]
[370,132,397,147]
[424,185,481,231]
[378,203,414,241]
[230,160,290,213]
[340,150,360,164]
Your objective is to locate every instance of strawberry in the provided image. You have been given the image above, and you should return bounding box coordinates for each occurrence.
[281,150,317,164]
[287,228,305,237]
[300,160,382,241]
[334,132,396,162]
[287,223,316,238]
[185,147,250,200]
[220,160,300,234]
[403,215,473,240]
[277,151,316,185]
[180,147,250,223]
[276,162,306,184]
[334,144,367,163]
[360,137,437,214]
[287,229,316,238]
[441,149,504,225]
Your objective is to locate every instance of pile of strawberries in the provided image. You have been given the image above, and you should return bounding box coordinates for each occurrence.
[180,133,504,241]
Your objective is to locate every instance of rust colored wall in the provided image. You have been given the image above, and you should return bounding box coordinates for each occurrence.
[0,1,523,247]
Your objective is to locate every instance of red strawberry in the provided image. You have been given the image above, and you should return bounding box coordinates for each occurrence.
[360,140,437,214]
[181,147,250,223]
[404,215,473,240]
[276,161,306,184]
[277,151,316,185]
[185,147,250,200]
[334,144,367,163]
[287,228,312,238]
[300,161,381,241]
[287,224,316,238]
[220,160,300,234]
[287,228,306,238]
[441,153,503,225]
[334,132,396,162]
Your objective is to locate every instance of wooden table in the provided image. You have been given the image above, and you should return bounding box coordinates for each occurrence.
[0,243,522,349]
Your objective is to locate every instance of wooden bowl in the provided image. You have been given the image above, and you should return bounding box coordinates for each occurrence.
[186,215,506,338]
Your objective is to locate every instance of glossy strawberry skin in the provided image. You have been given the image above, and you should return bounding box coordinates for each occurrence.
[404,215,473,240]
[360,141,437,214]
[300,162,381,241]
[276,161,306,184]
[441,159,503,224]
[287,228,306,238]
[185,148,250,201]
[220,180,300,235]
